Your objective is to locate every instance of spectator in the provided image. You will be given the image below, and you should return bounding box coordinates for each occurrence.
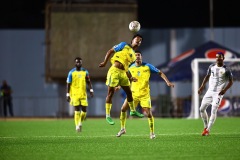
[0,80,14,117]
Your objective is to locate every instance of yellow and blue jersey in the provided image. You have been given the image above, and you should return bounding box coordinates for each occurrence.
[129,62,160,97]
[66,68,89,99]
[111,42,136,72]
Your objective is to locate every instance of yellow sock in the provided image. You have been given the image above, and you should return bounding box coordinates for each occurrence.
[79,111,87,125]
[74,111,81,126]
[120,111,127,129]
[148,116,154,133]
[128,101,135,112]
[106,103,112,117]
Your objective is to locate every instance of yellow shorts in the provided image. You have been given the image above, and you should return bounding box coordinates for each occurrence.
[106,66,130,87]
[133,94,151,108]
[70,97,88,107]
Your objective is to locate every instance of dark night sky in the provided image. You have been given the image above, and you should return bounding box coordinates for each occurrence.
[0,0,239,29]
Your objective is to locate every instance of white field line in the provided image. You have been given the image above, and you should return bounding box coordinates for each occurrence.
[0,132,239,139]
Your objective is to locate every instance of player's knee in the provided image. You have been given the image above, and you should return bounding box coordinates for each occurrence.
[147,112,152,118]
[107,92,114,98]
[82,107,87,112]
[200,102,209,112]
[143,108,151,117]
[199,106,206,113]
[121,106,128,112]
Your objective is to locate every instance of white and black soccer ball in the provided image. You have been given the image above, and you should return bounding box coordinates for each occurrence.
[129,21,141,32]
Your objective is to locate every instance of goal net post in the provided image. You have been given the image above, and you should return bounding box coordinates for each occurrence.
[189,58,240,119]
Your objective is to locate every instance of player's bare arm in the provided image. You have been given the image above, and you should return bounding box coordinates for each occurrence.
[159,72,174,88]
[86,76,94,97]
[219,78,233,95]
[66,83,71,102]
[99,48,115,67]
[198,75,210,94]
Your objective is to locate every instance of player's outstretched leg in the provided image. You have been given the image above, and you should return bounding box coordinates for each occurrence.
[130,111,144,118]
[106,117,115,125]
[116,128,126,137]
[128,101,144,118]
[105,103,115,125]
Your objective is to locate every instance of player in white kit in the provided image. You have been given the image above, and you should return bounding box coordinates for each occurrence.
[198,52,233,136]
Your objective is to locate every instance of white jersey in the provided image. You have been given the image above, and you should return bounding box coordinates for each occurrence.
[206,63,233,92]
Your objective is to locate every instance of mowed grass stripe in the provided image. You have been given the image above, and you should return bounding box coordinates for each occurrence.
[1,132,240,139]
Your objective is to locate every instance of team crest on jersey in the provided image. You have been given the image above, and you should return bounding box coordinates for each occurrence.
[137,71,140,76]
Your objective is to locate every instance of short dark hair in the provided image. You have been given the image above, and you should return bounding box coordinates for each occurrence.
[75,57,82,61]
[131,34,143,43]
[216,52,224,58]
[135,50,142,54]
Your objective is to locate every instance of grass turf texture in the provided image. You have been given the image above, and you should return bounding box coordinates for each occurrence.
[0,117,240,160]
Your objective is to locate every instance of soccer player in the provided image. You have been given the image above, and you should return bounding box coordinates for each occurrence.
[198,52,233,136]
[99,34,144,125]
[66,57,94,132]
[116,51,174,139]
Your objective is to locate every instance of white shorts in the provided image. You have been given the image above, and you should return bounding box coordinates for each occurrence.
[200,90,223,109]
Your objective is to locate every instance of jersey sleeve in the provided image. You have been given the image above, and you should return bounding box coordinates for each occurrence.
[85,69,90,78]
[113,42,127,52]
[206,64,214,75]
[66,70,73,83]
[145,63,160,74]
[225,67,233,80]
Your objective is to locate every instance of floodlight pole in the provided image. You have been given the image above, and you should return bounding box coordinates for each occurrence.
[210,0,214,41]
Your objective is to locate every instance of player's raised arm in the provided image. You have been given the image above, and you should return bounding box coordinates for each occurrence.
[99,48,115,67]
[159,71,174,88]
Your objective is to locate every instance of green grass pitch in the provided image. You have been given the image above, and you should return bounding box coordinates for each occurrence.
[1,117,240,160]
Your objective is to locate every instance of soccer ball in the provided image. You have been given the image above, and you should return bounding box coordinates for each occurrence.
[129,21,141,32]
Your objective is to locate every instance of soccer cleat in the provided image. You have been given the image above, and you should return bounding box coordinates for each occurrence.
[76,125,82,132]
[130,111,144,118]
[116,129,126,137]
[202,128,209,136]
[76,126,80,132]
[106,117,115,125]
[150,133,156,139]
